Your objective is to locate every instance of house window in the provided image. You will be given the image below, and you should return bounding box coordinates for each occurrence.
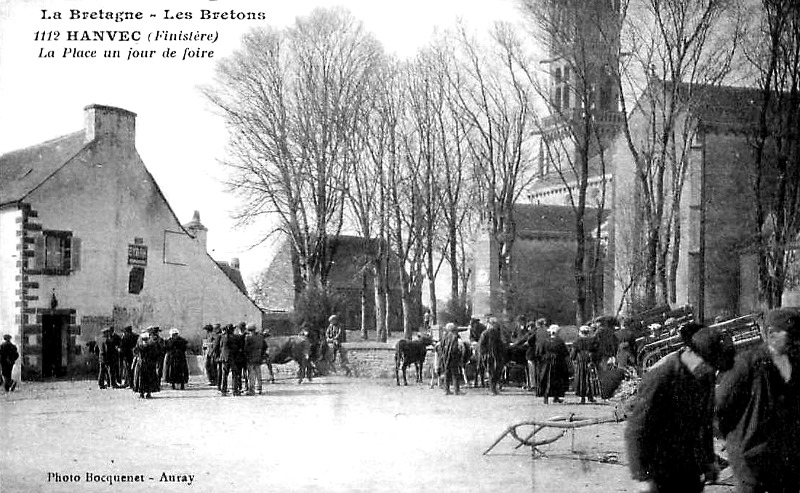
[33,230,80,275]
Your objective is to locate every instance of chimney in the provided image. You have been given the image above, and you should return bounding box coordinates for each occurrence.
[183,210,208,249]
[230,257,240,270]
[84,104,136,145]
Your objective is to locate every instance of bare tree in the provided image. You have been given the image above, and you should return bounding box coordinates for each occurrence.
[615,0,743,309]
[747,0,800,308]
[203,8,385,295]
[445,23,538,320]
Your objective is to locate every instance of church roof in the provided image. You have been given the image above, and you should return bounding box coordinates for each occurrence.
[0,131,88,206]
[688,83,763,128]
[513,203,606,235]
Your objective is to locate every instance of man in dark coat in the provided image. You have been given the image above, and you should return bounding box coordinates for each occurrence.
[592,316,618,371]
[212,324,224,390]
[244,323,266,395]
[96,327,119,389]
[478,318,506,395]
[716,308,800,493]
[217,324,244,396]
[626,326,731,492]
[148,326,165,380]
[441,323,463,395]
[525,318,548,392]
[118,326,138,388]
[0,334,19,392]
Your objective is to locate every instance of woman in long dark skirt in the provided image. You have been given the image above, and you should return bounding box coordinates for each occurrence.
[163,328,189,390]
[132,332,160,399]
[536,325,571,404]
[571,325,601,404]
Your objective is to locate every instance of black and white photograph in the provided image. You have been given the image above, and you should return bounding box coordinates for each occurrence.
[1,0,799,492]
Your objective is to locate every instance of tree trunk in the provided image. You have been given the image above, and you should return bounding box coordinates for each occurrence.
[374,256,387,343]
[360,269,369,340]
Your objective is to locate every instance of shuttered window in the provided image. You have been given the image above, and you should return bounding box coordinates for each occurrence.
[32,231,79,275]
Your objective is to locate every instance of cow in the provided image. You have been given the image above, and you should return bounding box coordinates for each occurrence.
[430,339,473,388]
[264,335,313,384]
[395,333,434,386]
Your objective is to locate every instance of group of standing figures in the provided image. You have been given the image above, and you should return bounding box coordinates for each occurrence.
[203,322,267,396]
[466,315,623,403]
[95,325,190,399]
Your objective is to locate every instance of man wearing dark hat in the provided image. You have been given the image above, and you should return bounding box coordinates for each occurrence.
[148,326,165,381]
[0,334,19,392]
[244,323,266,395]
[626,325,732,492]
[717,308,800,493]
[211,324,224,390]
[119,326,139,388]
[325,315,350,375]
[440,323,464,395]
[96,327,119,389]
[217,324,243,396]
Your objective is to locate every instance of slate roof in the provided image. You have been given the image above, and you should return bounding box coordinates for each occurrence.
[0,131,88,206]
[216,261,248,296]
[513,203,606,235]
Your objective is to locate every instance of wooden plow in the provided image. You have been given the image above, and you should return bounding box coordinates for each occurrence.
[484,411,626,459]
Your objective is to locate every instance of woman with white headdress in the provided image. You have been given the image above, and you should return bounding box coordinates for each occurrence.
[571,325,601,404]
[132,329,160,399]
[164,328,189,390]
[536,325,571,404]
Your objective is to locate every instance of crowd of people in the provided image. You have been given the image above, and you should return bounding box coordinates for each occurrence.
[462,314,631,403]
[202,322,268,396]
[94,324,191,398]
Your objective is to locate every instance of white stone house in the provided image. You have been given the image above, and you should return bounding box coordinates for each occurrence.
[0,104,263,381]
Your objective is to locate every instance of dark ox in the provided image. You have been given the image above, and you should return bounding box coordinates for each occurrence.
[468,342,529,389]
[395,333,434,386]
[265,335,313,384]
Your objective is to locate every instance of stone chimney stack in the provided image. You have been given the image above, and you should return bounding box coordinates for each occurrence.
[84,104,136,145]
[183,210,208,249]
[230,258,240,270]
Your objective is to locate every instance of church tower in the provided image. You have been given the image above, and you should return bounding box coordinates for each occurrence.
[536,0,622,181]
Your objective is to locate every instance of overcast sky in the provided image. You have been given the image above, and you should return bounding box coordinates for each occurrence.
[0,0,523,284]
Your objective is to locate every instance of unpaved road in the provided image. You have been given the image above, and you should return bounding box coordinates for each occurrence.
[0,376,735,493]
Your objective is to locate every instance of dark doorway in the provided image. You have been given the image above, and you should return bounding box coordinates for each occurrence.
[42,314,69,378]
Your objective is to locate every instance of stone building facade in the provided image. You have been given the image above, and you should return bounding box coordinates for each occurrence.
[472,204,605,325]
[0,104,263,381]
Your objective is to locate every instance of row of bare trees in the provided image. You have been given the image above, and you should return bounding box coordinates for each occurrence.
[212,0,800,338]
[206,8,539,338]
